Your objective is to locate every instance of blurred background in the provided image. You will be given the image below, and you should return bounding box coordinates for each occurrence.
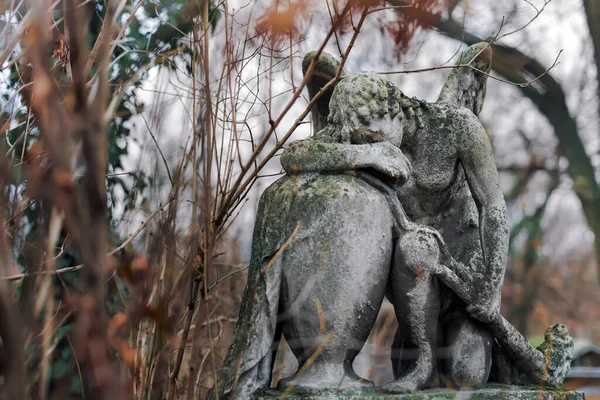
[1,0,600,398]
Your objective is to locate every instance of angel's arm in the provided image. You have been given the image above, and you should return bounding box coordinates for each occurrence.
[458,109,509,320]
[281,138,411,182]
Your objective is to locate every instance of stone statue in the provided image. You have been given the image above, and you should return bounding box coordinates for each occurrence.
[210,44,574,399]
[283,43,507,392]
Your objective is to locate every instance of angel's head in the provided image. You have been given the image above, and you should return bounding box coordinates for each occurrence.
[328,73,424,147]
[328,73,403,147]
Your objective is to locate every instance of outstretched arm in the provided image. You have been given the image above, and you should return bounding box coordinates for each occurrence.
[457,109,509,322]
[281,139,411,182]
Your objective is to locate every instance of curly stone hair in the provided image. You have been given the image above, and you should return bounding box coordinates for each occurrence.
[328,72,424,143]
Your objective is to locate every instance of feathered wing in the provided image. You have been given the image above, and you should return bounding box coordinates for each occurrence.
[302,51,346,132]
[437,42,492,116]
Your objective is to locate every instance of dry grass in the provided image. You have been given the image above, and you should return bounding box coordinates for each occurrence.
[0,0,403,398]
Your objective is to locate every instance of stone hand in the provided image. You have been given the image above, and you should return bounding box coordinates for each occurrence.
[435,263,572,386]
[439,257,500,324]
[466,294,499,324]
[359,142,411,185]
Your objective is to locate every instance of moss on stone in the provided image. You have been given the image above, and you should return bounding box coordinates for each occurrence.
[253,386,584,399]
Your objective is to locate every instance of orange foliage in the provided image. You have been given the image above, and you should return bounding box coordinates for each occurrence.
[254,1,313,41]
[386,0,444,52]
[253,0,445,52]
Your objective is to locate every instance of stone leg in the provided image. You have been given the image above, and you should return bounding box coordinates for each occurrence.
[488,339,527,385]
[382,233,440,393]
[441,309,492,388]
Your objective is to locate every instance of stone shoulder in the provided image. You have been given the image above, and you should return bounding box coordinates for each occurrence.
[433,102,490,155]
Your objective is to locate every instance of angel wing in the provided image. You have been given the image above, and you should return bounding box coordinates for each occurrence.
[437,42,492,116]
[302,50,347,132]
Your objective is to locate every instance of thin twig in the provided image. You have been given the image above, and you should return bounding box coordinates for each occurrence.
[2,198,175,281]
[214,2,355,228]
[496,0,550,41]
[378,49,562,88]
[215,3,370,229]
[108,196,176,256]
[66,334,86,400]
[1,265,84,282]
[168,278,200,398]
[279,332,335,399]
[138,111,174,186]
[208,266,249,291]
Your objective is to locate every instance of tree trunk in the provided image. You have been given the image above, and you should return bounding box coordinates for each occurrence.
[584,0,600,112]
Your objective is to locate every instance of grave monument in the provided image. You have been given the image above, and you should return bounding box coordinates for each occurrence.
[209,43,579,399]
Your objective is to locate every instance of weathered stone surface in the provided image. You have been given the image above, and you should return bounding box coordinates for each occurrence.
[210,44,575,400]
[282,47,510,392]
[254,386,585,399]
[212,171,399,399]
[281,44,574,391]
[303,51,348,133]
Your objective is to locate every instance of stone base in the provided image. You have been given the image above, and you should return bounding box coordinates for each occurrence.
[254,385,585,399]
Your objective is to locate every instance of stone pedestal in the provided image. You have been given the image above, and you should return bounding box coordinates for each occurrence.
[254,385,585,399]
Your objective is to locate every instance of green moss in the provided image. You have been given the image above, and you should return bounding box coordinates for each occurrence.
[311,174,342,197]
[254,387,583,399]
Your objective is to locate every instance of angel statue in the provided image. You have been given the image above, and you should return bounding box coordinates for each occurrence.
[209,43,574,399]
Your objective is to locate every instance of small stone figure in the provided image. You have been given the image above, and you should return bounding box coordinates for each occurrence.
[210,44,575,399]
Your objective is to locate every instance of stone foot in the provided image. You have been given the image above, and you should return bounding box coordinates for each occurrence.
[379,365,439,394]
[277,369,374,394]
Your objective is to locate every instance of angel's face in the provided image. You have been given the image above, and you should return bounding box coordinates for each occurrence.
[345,110,404,149]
